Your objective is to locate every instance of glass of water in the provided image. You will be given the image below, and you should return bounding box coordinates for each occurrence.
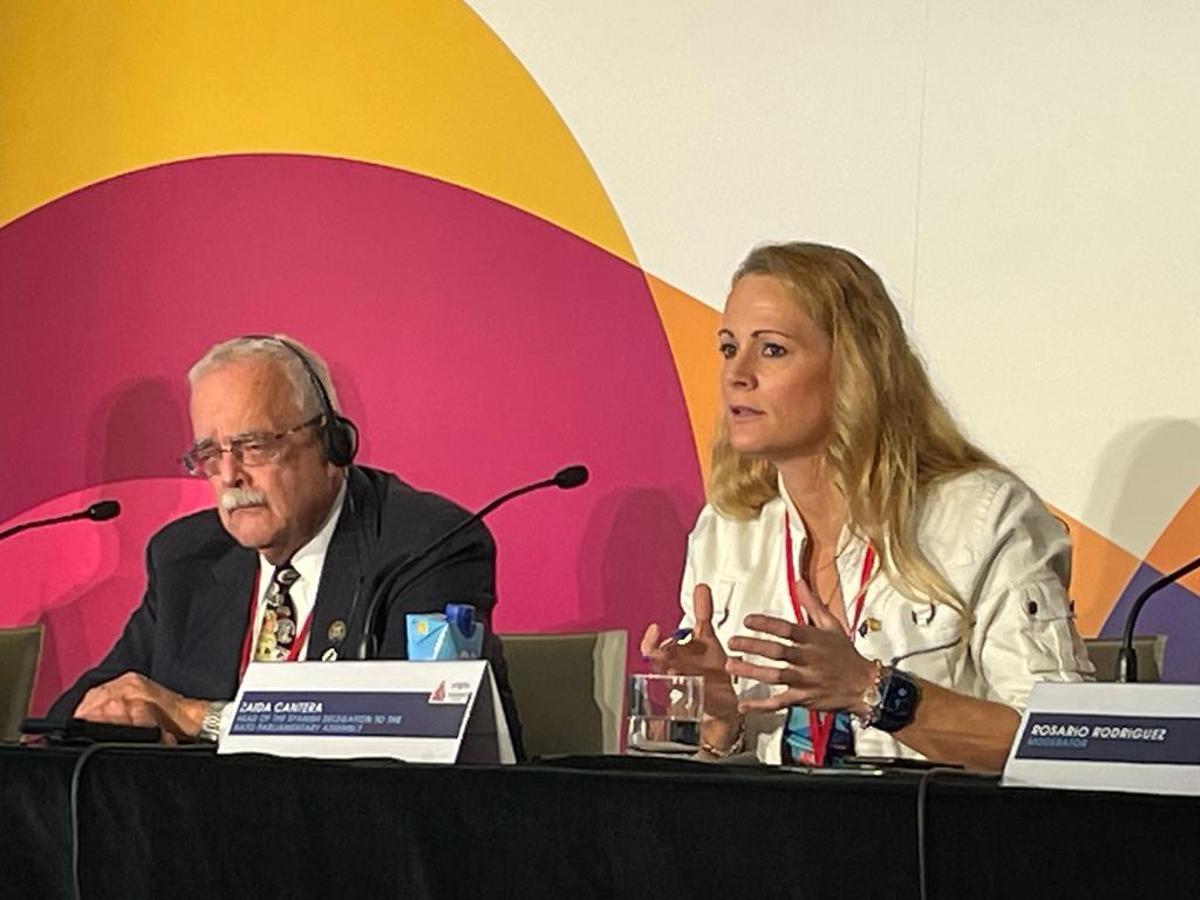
[626,673,705,754]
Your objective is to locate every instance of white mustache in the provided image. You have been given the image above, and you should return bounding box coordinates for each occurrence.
[220,488,268,511]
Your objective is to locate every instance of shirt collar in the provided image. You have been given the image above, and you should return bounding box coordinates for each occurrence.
[258,477,348,585]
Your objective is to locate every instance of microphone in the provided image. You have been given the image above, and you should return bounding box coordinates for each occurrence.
[87,500,121,521]
[356,465,589,660]
[1116,553,1200,682]
[553,465,588,489]
[0,500,122,543]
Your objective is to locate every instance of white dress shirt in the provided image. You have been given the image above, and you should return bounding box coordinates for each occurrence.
[250,478,348,660]
[678,468,1095,764]
[216,480,347,736]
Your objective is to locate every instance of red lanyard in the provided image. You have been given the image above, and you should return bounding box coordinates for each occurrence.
[237,568,316,678]
[783,512,876,765]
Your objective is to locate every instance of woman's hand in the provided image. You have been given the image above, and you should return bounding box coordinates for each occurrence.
[641,584,739,722]
[726,575,874,714]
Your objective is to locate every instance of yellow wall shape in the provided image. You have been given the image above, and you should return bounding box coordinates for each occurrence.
[0,0,634,266]
[644,272,721,486]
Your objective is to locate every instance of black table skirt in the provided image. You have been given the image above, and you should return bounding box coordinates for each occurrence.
[2,745,1198,899]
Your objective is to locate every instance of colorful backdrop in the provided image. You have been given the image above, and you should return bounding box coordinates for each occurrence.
[1,2,1196,715]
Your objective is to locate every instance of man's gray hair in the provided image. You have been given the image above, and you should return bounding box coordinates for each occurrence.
[187,334,340,419]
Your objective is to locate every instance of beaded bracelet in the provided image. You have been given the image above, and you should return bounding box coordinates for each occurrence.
[700,720,746,758]
[851,659,887,728]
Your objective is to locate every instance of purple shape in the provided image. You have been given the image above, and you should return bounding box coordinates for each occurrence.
[1100,563,1200,682]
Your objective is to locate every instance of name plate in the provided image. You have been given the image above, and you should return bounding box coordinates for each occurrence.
[218,659,515,764]
[1003,682,1200,796]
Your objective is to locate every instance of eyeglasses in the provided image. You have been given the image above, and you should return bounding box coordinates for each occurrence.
[181,415,323,477]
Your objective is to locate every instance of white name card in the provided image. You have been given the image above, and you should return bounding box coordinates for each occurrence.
[1003,682,1200,796]
[218,659,515,765]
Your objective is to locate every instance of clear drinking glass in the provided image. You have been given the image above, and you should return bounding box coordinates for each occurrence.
[626,673,705,754]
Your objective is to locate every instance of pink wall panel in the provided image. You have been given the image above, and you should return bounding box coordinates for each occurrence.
[0,155,705,711]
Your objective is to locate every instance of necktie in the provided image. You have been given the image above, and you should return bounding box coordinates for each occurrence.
[254,564,301,662]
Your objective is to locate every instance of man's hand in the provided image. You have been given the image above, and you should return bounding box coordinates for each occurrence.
[73,672,208,744]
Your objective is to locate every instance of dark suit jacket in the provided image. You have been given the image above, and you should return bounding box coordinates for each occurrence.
[51,465,522,755]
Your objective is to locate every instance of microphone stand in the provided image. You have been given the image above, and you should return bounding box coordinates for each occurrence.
[355,466,588,660]
[1116,554,1200,682]
[0,501,121,543]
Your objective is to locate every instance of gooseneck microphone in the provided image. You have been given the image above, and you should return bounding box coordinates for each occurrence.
[1116,553,1200,682]
[0,500,122,543]
[356,465,589,660]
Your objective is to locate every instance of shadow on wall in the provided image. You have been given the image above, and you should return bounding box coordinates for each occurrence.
[574,487,697,673]
[85,377,192,484]
[33,378,191,713]
[1084,417,1200,570]
[322,359,368,459]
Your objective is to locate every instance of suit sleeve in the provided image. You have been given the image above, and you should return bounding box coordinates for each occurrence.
[47,539,162,720]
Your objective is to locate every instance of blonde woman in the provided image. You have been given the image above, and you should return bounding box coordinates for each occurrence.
[642,243,1092,770]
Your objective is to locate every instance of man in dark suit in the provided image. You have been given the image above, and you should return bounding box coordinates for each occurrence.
[51,335,521,753]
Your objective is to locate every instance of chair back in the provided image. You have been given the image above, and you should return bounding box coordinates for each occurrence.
[498,630,626,757]
[1084,635,1168,682]
[0,624,43,742]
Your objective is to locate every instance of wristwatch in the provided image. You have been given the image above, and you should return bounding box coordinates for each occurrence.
[855,665,921,733]
[197,701,227,743]
[872,668,920,733]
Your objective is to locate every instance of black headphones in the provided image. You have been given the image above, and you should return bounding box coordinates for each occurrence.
[244,334,359,467]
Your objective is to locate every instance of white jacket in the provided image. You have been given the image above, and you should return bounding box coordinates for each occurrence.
[679,468,1094,764]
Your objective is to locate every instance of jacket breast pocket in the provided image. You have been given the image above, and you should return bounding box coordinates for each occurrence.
[872,599,966,683]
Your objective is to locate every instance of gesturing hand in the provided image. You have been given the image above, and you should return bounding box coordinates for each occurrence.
[725,575,874,714]
[641,583,739,721]
[74,672,208,744]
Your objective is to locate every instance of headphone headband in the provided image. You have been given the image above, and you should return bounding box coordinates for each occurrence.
[242,334,358,467]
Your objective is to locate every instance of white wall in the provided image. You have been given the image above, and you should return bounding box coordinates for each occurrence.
[468,0,1199,554]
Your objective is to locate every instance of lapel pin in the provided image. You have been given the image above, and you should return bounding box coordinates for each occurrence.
[327,620,346,643]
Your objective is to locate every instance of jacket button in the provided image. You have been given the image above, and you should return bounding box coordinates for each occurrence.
[1026,600,1039,615]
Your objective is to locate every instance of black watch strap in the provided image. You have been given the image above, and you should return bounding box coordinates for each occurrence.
[873,668,920,733]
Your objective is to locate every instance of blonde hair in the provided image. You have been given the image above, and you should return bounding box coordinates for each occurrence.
[710,242,997,614]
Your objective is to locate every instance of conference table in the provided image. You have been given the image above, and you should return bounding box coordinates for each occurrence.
[2,744,1197,899]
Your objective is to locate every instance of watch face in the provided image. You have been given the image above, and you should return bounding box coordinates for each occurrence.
[884,679,916,714]
[877,670,919,732]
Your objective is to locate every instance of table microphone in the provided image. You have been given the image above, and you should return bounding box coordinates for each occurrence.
[356,465,589,660]
[1115,553,1200,682]
[0,499,121,543]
